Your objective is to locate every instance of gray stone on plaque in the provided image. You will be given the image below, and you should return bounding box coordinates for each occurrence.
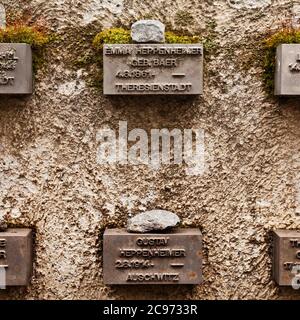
[131,20,165,43]
[127,209,180,233]
[0,43,32,95]
[274,44,300,95]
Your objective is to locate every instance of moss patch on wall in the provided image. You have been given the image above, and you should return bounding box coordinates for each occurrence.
[263,28,300,94]
[0,24,53,71]
[165,32,200,44]
[0,25,50,47]
[93,28,131,49]
[92,27,200,50]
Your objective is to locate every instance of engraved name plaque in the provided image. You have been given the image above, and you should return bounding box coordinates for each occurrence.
[275,44,300,95]
[103,228,202,285]
[103,44,203,95]
[273,230,300,286]
[0,228,33,286]
[0,43,32,95]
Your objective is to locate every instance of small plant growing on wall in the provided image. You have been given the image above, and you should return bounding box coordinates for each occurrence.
[92,27,200,50]
[93,28,132,49]
[0,23,52,71]
[0,13,53,95]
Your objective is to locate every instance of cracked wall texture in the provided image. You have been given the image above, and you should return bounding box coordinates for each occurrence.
[0,0,300,300]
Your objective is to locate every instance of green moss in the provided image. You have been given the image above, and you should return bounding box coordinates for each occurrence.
[0,25,50,47]
[93,28,201,50]
[93,28,131,50]
[0,24,53,71]
[165,31,200,44]
[263,28,300,94]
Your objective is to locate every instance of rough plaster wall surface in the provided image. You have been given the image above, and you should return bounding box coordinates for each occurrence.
[0,0,299,299]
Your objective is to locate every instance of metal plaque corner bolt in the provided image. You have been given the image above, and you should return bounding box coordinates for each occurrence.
[103,44,203,95]
[103,228,202,285]
[0,43,33,95]
[273,229,300,286]
[0,228,33,287]
[275,44,300,96]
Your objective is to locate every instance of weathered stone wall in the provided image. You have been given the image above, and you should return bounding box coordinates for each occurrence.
[0,0,300,300]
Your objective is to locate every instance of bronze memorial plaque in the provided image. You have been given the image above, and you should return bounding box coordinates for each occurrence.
[103,228,202,285]
[0,228,33,286]
[103,44,203,95]
[273,230,300,286]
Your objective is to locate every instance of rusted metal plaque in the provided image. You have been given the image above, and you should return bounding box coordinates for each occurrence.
[0,228,33,286]
[103,44,203,95]
[0,43,32,95]
[103,228,202,285]
[273,230,300,286]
